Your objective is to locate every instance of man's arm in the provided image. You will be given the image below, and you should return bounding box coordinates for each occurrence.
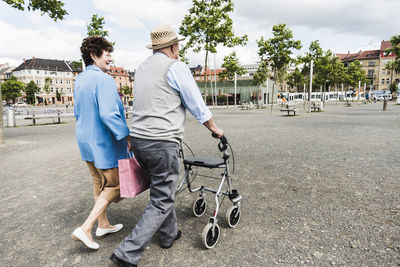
[203,117,224,139]
[167,61,224,138]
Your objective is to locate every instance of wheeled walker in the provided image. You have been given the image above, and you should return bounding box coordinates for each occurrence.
[176,134,242,249]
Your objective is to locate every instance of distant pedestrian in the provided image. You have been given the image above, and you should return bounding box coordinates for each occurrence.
[71,36,130,250]
[110,24,224,267]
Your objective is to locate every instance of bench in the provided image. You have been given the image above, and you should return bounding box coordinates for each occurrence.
[344,102,351,107]
[310,106,321,112]
[280,106,296,116]
[24,113,62,125]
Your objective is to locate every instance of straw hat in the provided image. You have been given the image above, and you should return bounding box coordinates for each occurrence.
[146,24,185,50]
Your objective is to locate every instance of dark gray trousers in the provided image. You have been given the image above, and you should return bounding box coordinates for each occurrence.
[113,137,180,264]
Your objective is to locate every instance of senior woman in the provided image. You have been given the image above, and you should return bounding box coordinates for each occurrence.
[71,36,130,250]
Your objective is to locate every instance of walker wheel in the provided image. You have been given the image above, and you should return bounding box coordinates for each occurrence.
[192,197,207,217]
[201,223,220,249]
[226,206,241,228]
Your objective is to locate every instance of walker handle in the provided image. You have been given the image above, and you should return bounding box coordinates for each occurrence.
[212,133,228,151]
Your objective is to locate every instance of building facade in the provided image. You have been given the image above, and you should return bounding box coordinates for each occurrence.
[12,57,80,105]
[336,40,399,92]
[0,63,15,83]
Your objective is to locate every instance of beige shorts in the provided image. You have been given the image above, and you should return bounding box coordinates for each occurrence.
[86,162,122,203]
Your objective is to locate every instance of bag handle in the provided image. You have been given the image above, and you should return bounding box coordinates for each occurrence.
[127,149,133,159]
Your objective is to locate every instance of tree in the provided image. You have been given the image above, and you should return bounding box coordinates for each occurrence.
[179,0,248,101]
[43,77,52,94]
[346,60,366,89]
[287,67,305,92]
[1,0,67,144]
[56,90,62,101]
[252,61,269,87]
[385,34,400,74]
[121,85,132,96]
[257,23,302,111]
[385,61,396,92]
[1,76,25,102]
[3,0,67,21]
[312,50,344,103]
[87,14,109,37]
[24,81,40,104]
[218,52,246,81]
[120,85,132,104]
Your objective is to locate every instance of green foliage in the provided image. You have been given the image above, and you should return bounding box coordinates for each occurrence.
[256,23,302,78]
[252,61,269,86]
[299,40,323,76]
[87,14,115,46]
[56,89,62,101]
[345,60,366,87]
[180,0,248,55]
[218,52,246,81]
[389,82,398,94]
[87,14,108,37]
[43,77,52,94]
[121,85,132,96]
[3,0,68,21]
[180,0,247,99]
[287,67,305,90]
[71,60,82,70]
[385,34,400,72]
[313,50,346,88]
[24,80,40,104]
[1,76,25,101]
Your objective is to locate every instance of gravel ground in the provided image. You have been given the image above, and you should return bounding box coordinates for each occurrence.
[0,102,399,266]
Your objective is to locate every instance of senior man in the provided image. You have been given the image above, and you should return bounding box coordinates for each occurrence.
[110,24,223,266]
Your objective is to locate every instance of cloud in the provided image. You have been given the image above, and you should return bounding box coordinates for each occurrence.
[0,20,83,66]
[93,0,190,29]
[65,18,86,28]
[235,0,399,38]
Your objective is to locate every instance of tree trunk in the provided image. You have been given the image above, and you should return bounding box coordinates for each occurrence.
[270,68,276,113]
[203,50,209,103]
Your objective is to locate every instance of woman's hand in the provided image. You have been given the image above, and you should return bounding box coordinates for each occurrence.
[126,135,132,151]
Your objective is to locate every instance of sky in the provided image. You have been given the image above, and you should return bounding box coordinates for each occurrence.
[0,0,399,71]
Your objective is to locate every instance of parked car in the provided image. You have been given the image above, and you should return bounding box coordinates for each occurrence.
[14,102,28,107]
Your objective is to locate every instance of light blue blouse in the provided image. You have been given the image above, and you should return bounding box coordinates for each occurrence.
[74,65,130,169]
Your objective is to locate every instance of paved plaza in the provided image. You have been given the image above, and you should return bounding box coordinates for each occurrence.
[1,102,400,266]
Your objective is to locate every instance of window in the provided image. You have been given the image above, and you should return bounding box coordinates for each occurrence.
[368,69,375,76]
[66,80,71,84]
[51,87,54,93]
[67,88,72,93]
[60,80,63,84]
[368,60,375,66]
[387,78,390,84]
[382,79,385,84]
[37,70,40,74]
[382,69,386,75]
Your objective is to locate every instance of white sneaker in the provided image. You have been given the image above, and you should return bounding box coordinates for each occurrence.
[72,227,99,249]
[95,224,123,237]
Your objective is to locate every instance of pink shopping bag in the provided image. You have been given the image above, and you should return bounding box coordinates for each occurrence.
[118,155,150,198]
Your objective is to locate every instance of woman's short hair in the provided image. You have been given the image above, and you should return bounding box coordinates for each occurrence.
[80,36,114,66]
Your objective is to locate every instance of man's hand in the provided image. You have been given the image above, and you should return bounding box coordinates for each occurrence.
[212,127,224,139]
[203,117,224,139]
